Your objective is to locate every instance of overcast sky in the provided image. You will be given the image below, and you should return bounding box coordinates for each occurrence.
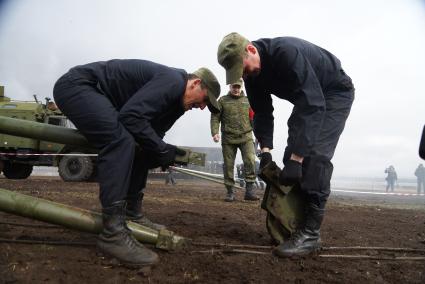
[0,0,424,178]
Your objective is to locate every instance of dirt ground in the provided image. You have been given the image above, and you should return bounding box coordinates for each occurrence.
[0,177,424,284]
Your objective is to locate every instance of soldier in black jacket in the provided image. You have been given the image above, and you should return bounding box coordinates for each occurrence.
[218,33,354,257]
[53,60,220,266]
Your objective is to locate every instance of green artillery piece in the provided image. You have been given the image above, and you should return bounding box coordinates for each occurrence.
[0,115,204,250]
[0,115,206,167]
[0,188,188,250]
[0,87,71,180]
[259,161,306,244]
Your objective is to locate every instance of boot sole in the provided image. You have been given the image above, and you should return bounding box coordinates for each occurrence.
[273,246,320,258]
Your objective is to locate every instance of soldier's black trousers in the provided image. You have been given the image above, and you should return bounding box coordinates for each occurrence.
[284,85,354,209]
[53,73,148,207]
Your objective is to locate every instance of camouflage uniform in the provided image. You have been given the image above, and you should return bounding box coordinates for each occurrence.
[211,90,256,188]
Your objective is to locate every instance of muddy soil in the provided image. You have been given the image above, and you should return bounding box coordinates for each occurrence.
[0,177,424,283]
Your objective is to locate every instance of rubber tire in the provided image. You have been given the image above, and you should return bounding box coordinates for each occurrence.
[87,160,98,182]
[58,153,94,182]
[3,162,33,179]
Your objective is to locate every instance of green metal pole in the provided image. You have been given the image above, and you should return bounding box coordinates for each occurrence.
[170,166,245,190]
[0,188,188,250]
[0,116,205,166]
[0,115,88,146]
[173,167,224,179]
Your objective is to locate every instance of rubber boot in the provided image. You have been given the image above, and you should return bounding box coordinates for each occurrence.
[224,185,235,202]
[274,203,324,257]
[97,200,159,266]
[244,182,259,201]
[126,192,166,231]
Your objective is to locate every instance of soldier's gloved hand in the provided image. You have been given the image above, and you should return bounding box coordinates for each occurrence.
[175,147,186,157]
[259,152,272,169]
[279,160,302,186]
[156,144,186,169]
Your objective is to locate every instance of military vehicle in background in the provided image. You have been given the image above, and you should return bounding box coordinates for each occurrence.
[0,85,97,181]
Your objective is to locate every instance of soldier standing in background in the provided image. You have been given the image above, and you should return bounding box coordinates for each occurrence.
[385,165,398,192]
[236,163,245,187]
[414,164,425,194]
[165,168,177,186]
[211,79,259,202]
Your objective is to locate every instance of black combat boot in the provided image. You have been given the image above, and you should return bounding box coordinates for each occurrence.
[244,182,260,201]
[126,192,166,231]
[224,185,235,202]
[274,203,324,257]
[97,200,159,266]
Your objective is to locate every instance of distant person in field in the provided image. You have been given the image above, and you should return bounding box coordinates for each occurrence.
[385,165,398,192]
[165,168,177,186]
[414,163,425,194]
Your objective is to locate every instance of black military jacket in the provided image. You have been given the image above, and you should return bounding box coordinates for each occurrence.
[245,37,351,156]
[68,59,186,153]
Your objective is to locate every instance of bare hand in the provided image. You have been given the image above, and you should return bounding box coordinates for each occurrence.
[213,134,220,143]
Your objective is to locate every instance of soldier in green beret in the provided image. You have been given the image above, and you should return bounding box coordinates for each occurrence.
[211,79,259,202]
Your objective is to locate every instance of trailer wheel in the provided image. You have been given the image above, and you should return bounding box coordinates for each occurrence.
[87,164,98,182]
[3,162,33,179]
[58,153,94,182]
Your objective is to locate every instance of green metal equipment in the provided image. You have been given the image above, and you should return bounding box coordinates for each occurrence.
[172,164,306,244]
[0,85,205,182]
[259,161,306,244]
[0,110,206,251]
[0,188,188,250]
[170,166,244,190]
[0,115,206,168]
[0,87,77,180]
